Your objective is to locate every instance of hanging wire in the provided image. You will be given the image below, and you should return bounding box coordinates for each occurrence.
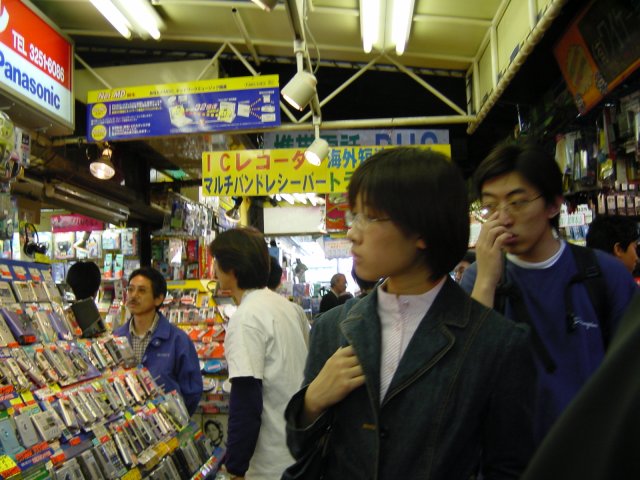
[302,0,321,74]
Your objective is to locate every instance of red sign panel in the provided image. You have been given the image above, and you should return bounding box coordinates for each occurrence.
[51,214,104,233]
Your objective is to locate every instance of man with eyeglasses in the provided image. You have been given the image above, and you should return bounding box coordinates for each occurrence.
[113,267,203,415]
[460,141,637,446]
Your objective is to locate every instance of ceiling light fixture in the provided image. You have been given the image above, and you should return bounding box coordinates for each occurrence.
[250,0,278,12]
[91,0,164,40]
[281,70,317,111]
[305,125,329,166]
[90,0,132,38]
[359,0,415,55]
[224,197,243,223]
[305,137,329,166]
[90,145,116,180]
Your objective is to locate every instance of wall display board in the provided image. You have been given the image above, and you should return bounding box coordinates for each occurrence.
[0,0,73,132]
[202,144,451,197]
[554,0,640,114]
[87,75,281,142]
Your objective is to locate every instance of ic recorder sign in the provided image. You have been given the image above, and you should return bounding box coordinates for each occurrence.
[0,0,73,128]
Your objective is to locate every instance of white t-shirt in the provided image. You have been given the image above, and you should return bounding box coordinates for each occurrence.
[225,288,309,480]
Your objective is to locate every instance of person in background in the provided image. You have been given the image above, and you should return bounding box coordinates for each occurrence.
[65,260,102,300]
[460,141,637,445]
[453,250,476,283]
[113,267,203,415]
[284,147,536,479]
[318,273,353,313]
[267,255,310,346]
[586,215,639,274]
[209,228,308,480]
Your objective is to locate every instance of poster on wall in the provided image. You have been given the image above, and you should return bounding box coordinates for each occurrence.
[201,144,451,197]
[87,75,281,142]
[553,0,640,115]
[0,0,73,130]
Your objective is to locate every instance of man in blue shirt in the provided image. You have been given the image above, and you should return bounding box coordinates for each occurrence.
[114,267,203,415]
[460,141,637,445]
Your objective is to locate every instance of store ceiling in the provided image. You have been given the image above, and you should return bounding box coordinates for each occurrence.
[18,0,586,224]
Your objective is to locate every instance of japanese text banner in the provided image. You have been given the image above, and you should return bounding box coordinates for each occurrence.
[202,144,451,196]
[87,75,280,142]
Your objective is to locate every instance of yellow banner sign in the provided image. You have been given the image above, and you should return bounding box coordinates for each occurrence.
[201,144,450,196]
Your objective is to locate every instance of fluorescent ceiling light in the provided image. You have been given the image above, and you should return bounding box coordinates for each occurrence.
[281,71,317,111]
[305,137,329,166]
[114,0,163,40]
[90,0,132,39]
[359,0,415,55]
[91,0,163,40]
[391,0,415,55]
[251,0,278,11]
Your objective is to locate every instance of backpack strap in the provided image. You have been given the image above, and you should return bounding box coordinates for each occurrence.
[494,258,557,373]
[565,243,610,347]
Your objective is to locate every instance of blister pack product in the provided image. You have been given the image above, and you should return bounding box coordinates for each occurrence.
[0,417,23,456]
[32,311,57,343]
[0,306,37,344]
[94,439,126,479]
[0,281,16,304]
[11,281,37,303]
[13,349,47,388]
[53,457,84,480]
[30,282,50,302]
[78,448,106,480]
[14,408,41,449]
[0,315,15,346]
[31,408,64,442]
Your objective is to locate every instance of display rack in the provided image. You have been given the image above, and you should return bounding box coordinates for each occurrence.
[0,259,222,479]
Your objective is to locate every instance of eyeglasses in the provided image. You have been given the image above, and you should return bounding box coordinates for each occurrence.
[345,211,391,229]
[126,285,150,296]
[478,195,543,220]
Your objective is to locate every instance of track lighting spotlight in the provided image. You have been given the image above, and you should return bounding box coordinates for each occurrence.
[90,145,116,180]
[250,0,278,11]
[281,71,317,111]
[305,137,329,166]
[224,197,243,223]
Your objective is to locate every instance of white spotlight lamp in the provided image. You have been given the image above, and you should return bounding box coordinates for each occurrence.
[90,145,116,180]
[282,71,317,111]
[251,0,278,11]
[305,137,329,166]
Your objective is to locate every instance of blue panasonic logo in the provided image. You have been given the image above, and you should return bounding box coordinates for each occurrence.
[0,48,61,110]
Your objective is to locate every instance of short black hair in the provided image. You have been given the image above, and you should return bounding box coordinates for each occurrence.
[129,267,167,302]
[348,147,469,280]
[473,141,563,228]
[587,215,639,254]
[330,273,345,288]
[267,256,283,290]
[351,267,377,292]
[66,261,101,300]
[209,227,269,289]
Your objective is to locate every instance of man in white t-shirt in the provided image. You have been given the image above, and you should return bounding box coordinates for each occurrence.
[209,228,308,480]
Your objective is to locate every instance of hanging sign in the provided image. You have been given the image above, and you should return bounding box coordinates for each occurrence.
[51,214,104,233]
[263,128,449,149]
[86,75,281,142]
[0,0,73,128]
[323,237,352,259]
[201,144,451,196]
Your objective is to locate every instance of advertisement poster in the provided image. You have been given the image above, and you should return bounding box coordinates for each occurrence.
[202,144,451,197]
[0,0,73,128]
[87,75,281,142]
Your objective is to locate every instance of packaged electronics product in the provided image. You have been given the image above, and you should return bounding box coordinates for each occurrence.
[0,306,37,344]
[14,409,40,449]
